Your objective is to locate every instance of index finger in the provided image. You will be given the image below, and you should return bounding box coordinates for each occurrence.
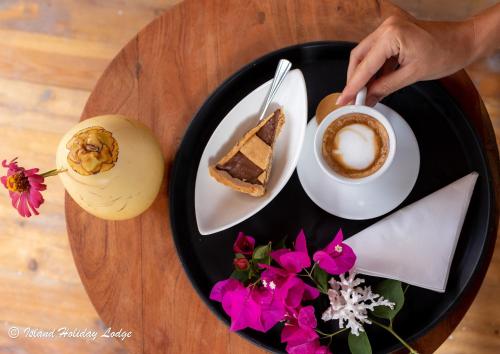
[337,40,394,105]
[346,29,381,82]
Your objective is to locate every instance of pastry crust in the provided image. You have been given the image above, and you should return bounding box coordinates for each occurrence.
[209,166,266,197]
[209,109,285,197]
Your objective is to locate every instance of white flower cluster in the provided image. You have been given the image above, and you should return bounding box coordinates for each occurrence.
[321,270,395,336]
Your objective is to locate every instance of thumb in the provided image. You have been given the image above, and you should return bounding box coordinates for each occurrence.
[366,64,417,104]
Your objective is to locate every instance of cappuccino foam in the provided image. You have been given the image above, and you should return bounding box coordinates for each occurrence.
[322,113,389,178]
[334,123,378,170]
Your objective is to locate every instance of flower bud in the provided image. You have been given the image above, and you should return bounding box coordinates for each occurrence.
[233,257,250,271]
[233,232,255,255]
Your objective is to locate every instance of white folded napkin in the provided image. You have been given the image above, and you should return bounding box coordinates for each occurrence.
[345,172,478,292]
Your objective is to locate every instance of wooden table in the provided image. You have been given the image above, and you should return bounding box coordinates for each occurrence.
[65,1,500,353]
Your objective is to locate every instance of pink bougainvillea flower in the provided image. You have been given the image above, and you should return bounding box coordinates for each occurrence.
[1,158,46,217]
[281,306,331,354]
[314,346,330,354]
[248,286,285,331]
[279,276,318,309]
[233,232,256,255]
[271,230,311,273]
[209,278,285,332]
[286,340,331,354]
[260,264,319,312]
[313,229,356,275]
[210,278,242,302]
[282,306,318,345]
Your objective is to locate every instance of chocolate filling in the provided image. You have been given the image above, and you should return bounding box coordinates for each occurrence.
[216,152,263,184]
[256,110,280,145]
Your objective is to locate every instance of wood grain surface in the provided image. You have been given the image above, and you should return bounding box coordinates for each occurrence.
[0,0,498,354]
[65,1,499,354]
[0,1,180,354]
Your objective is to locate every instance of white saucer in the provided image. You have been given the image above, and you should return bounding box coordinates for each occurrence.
[297,104,420,220]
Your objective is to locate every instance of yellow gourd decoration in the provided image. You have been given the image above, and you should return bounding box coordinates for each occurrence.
[56,115,164,220]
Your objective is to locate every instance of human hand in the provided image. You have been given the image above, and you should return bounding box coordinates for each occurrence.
[337,15,477,106]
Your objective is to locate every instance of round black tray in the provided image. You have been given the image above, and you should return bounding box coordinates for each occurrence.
[169,42,495,354]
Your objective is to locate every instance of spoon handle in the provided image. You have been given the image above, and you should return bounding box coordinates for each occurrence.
[258,59,292,121]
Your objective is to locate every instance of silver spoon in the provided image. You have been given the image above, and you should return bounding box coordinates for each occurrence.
[257,59,292,121]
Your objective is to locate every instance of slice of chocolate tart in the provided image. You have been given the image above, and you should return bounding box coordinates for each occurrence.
[209,108,285,197]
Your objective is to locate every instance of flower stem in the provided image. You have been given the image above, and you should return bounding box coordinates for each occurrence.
[248,277,261,287]
[310,262,318,274]
[371,318,419,354]
[302,268,328,294]
[316,327,347,338]
[40,168,67,178]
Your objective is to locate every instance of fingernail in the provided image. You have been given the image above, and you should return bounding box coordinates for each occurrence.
[335,94,343,105]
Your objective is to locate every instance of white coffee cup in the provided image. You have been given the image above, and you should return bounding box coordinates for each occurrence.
[314,87,397,185]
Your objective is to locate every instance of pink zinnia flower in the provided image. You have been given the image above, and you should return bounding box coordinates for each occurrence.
[1,158,46,217]
[233,232,256,255]
[313,229,356,275]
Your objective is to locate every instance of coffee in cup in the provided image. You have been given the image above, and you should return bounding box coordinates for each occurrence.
[321,112,390,179]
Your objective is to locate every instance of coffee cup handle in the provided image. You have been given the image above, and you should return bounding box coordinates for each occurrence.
[355,87,367,106]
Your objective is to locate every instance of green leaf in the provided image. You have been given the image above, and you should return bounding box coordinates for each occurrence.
[234,253,246,259]
[259,255,271,265]
[371,279,404,320]
[230,269,249,282]
[252,244,271,262]
[312,266,328,292]
[348,331,372,354]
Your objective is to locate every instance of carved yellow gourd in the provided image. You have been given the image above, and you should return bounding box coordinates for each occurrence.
[56,115,164,220]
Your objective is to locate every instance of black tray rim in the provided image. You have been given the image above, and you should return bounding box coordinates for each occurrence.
[169,40,496,353]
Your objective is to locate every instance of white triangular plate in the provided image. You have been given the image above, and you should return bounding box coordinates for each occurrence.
[195,69,307,235]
